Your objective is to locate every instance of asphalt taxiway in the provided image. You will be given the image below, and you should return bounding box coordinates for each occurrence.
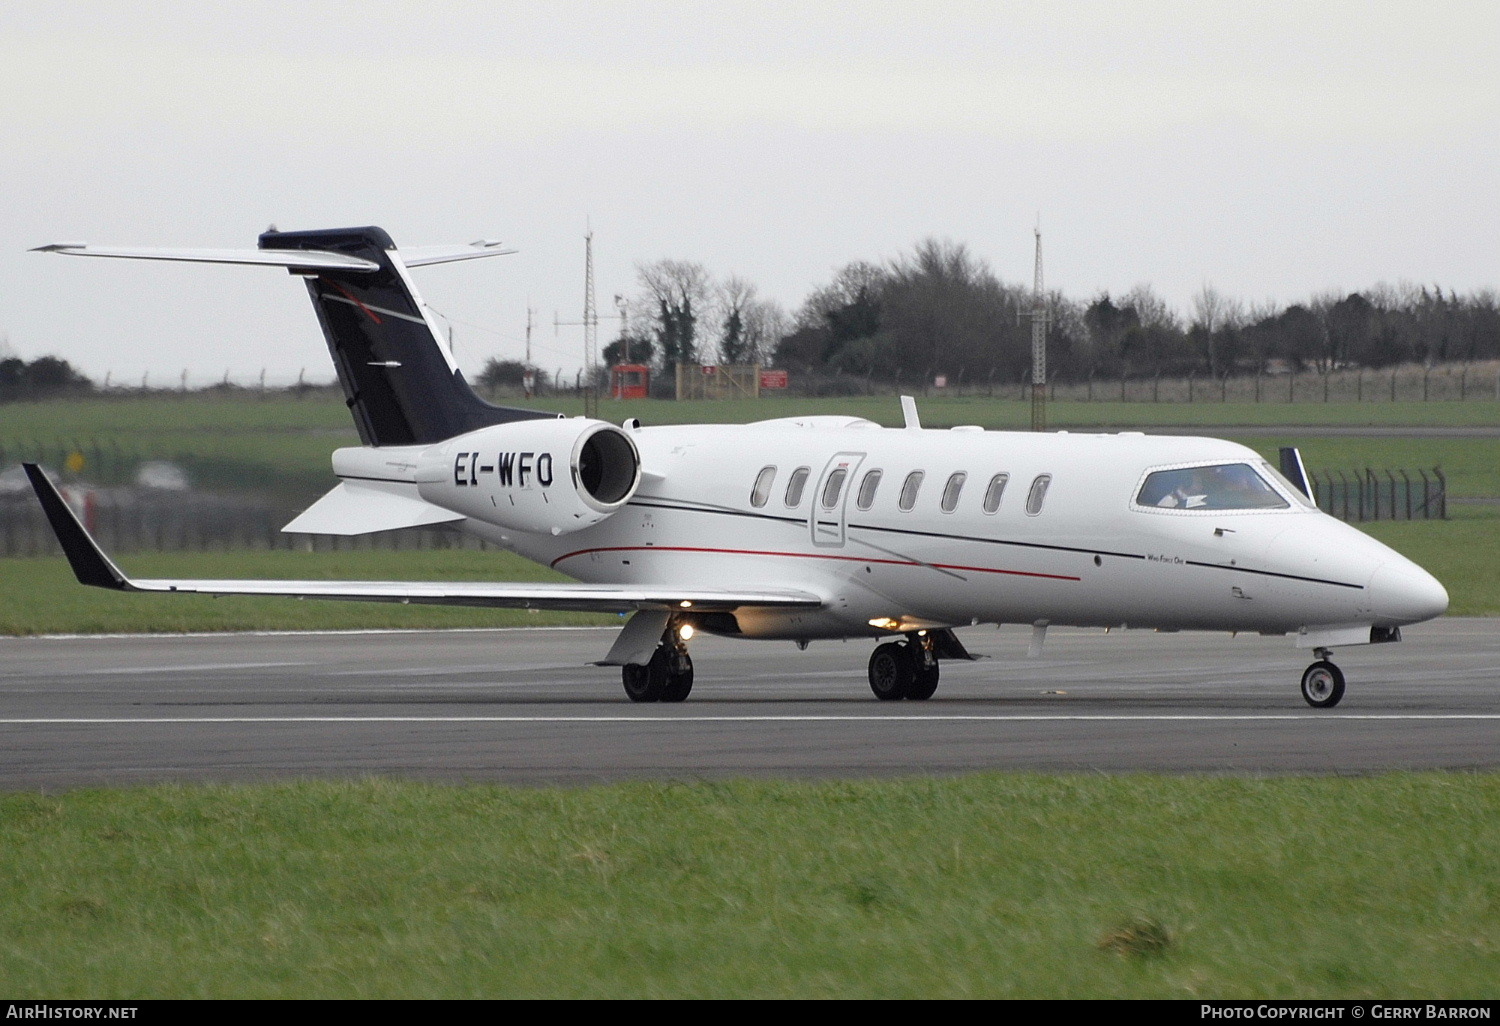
[1,619,1495,788]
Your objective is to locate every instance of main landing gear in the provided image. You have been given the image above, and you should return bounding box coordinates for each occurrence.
[1300,648,1346,708]
[621,626,694,703]
[868,635,940,701]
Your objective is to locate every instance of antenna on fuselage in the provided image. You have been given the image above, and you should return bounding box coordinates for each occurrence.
[900,395,922,430]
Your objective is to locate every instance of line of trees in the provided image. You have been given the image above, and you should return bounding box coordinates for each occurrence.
[606,239,1500,385]
[779,240,1500,383]
[0,355,93,401]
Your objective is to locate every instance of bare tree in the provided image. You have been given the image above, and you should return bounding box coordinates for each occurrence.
[794,261,886,332]
[717,275,758,364]
[741,297,789,366]
[1191,284,1244,377]
[1124,283,1180,331]
[636,259,712,368]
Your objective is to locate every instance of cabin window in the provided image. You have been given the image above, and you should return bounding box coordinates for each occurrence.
[982,473,1009,514]
[750,466,776,508]
[940,472,967,513]
[820,468,849,509]
[855,469,882,510]
[1026,474,1051,516]
[898,471,925,511]
[1135,463,1290,511]
[784,466,811,507]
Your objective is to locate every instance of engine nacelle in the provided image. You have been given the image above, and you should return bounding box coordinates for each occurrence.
[415,417,640,536]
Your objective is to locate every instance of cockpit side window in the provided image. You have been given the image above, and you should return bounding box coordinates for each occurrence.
[1136,463,1290,510]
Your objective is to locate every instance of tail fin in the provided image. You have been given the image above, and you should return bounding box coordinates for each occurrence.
[259,226,552,446]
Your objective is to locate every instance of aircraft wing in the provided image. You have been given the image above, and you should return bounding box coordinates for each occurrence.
[24,465,823,614]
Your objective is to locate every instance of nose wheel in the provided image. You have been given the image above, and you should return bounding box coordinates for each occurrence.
[1300,656,1345,708]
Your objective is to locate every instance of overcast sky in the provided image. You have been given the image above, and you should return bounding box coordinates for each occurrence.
[1,1,1495,385]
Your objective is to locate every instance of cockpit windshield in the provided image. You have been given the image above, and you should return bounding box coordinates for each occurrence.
[1135,463,1290,511]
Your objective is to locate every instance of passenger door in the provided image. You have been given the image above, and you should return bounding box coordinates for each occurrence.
[811,452,865,547]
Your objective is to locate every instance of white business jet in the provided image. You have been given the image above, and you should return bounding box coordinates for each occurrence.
[27,227,1448,707]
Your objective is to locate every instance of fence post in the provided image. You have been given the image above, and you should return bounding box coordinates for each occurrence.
[1435,468,1447,519]
[1400,470,1411,520]
[1366,468,1378,520]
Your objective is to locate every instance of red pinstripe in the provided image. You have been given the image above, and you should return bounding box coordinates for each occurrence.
[550,545,1080,581]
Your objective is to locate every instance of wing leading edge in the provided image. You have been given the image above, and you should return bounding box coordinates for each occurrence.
[23,465,823,614]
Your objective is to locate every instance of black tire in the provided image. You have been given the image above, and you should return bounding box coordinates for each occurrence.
[660,650,694,703]
[622,659,663,703]
[1300,660,1345,708]
[906,659,940,701]
[869,642,914,700]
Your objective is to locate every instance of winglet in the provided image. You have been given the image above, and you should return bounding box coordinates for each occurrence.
[23,464,130,590]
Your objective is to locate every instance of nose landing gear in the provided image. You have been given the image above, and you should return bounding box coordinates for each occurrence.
[621,624,694,703]
[1300,648,1345,708]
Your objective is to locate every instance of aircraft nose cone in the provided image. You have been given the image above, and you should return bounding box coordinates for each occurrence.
[1368,562,1449,624]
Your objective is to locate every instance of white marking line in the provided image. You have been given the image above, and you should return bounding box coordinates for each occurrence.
[85,662,313,676]
[1,715,1496,725]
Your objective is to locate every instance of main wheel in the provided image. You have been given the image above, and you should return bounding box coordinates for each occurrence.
[869,642,914,700]
[660,650,694,703]
[1300,660,1345,708]
[622,658,663,703]
[906,659,940,701]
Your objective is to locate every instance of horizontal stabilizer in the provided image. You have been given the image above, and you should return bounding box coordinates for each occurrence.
[283,481,464,536]
[33,241,515,271]
[24,463,823,614]
[31,243,380,272]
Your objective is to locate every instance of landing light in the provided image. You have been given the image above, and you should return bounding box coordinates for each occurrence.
[868,617,901,631]
[678,624,695,641]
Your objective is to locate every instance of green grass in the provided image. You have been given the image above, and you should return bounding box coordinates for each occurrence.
[0,774,1494,998]
[1357,519,1500,616]
[0,549,615,635]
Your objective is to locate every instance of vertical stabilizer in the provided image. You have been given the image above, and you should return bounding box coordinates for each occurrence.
[260,226,554,446]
